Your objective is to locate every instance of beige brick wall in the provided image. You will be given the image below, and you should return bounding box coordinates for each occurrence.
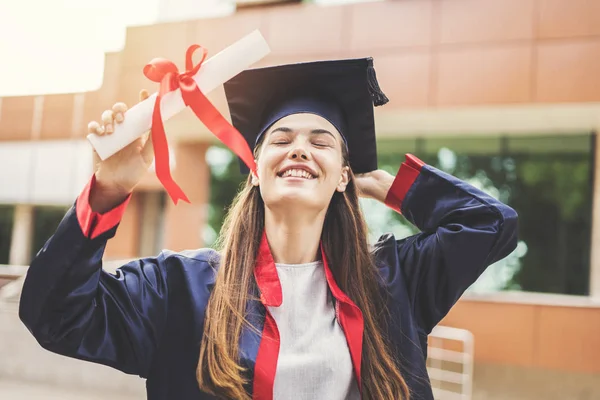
[473,363,600,400]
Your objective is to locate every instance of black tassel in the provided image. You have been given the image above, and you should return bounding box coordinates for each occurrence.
[367,60,389,107]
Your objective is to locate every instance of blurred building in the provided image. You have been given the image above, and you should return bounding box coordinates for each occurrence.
[1,0,599,399]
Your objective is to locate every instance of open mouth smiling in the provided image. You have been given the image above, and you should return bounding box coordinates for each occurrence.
[277,166,318,180]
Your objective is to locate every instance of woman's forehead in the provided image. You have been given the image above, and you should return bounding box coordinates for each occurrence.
[267,113,342,139]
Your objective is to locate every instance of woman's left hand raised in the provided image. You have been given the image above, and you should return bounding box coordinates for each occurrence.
[354,169,395,203]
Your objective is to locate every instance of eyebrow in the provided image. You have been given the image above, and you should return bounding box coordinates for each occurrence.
[270,126,336,139]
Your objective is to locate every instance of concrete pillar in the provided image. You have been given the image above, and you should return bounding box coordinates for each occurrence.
[103,193,142,260]
[8,205,33,266]
[138,191,165,257]
[163,142,210,251]
[590,132,600,298]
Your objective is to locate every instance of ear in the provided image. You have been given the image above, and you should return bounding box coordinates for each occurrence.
[251,167,260,186]
[336,166,350,192]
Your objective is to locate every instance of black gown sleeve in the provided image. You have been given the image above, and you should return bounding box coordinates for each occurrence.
[19,203,169,378]
[379,154,518,334]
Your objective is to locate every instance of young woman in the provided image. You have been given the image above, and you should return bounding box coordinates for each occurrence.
[19,58,518,400]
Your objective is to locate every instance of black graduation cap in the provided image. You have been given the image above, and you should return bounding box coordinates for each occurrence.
[223,57,389,174]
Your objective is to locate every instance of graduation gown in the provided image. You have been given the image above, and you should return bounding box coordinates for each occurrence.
[18,154,518,399]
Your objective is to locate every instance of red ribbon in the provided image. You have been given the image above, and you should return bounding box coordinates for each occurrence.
[144,45,257,204]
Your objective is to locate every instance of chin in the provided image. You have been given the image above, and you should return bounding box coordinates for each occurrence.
[264,187,328,211]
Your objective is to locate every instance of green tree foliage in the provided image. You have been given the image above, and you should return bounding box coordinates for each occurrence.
[205,146,245,246]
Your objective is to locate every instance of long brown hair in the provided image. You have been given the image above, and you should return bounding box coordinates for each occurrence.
[197,141,410,399]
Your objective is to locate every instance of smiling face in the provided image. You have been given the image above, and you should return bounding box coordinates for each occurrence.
[252,113,350,211]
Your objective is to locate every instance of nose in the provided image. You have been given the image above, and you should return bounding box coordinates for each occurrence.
[288,144,311,161]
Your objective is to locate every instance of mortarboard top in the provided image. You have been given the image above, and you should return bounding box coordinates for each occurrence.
[223,57,389,174]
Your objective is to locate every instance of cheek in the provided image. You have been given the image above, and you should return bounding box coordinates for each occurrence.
[257,150,283,179]
[316,152,343,178]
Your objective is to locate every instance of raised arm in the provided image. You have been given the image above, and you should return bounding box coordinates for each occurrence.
[374,154,518,333]
[19,176,169,377]
[19,92,170,377]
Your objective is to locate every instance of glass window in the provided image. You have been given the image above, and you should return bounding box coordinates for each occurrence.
[373,134,594,296]
[30,206,68,261]
[0,206,14,264]
[206,146,246,248]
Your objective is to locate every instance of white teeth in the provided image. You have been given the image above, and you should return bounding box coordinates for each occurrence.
[281,169,314,179]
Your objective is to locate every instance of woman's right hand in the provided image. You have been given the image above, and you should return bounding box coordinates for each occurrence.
[87,89,153,213]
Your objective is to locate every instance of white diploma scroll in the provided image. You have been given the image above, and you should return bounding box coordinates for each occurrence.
[87,30,271,161]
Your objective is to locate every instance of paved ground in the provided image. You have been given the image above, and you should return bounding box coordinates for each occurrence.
[0,379,138,400]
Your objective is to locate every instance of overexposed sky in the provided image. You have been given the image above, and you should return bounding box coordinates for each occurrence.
[0,0,160,96]
[0,0,372,97]
[0,0,235,97]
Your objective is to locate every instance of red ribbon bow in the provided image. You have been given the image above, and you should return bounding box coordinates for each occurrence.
[144,45,257,204]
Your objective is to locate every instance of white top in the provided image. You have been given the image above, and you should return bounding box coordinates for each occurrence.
[268,261,361,400]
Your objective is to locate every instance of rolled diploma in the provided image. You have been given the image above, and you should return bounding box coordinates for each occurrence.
[87,30,271,161]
